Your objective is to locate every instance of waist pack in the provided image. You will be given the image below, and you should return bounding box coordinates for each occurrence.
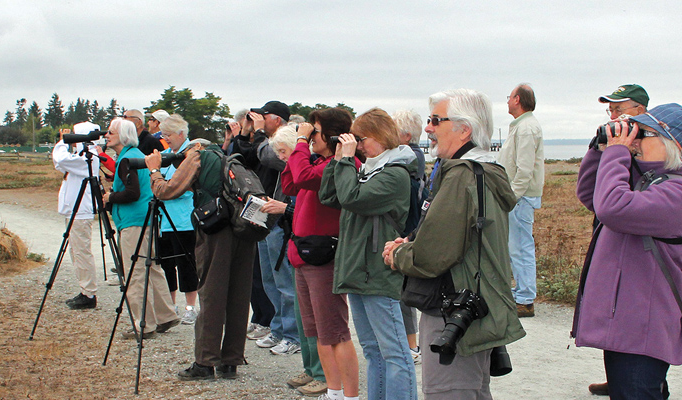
[192,196,230,234]
[292,235,338,266]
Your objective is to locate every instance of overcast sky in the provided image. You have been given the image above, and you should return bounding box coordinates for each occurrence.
[2,0,681,141]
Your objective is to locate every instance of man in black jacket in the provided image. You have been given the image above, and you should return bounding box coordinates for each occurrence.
[123,109,164,155]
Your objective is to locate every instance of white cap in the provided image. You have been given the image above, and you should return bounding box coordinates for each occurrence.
[151,110,170,122]
[73,121,100,135]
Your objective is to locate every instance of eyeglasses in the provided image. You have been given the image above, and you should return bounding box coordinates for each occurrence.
[148,117,157,122]
[161,132,175,139]
[427,116,452,126]
[641,130,658,138]
[606,105,639,116]
[122,115,140,120]
[643,112,675,140]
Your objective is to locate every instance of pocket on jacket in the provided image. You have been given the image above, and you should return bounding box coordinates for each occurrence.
[608,269,622,319]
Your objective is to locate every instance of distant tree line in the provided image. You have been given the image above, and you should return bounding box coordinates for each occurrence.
[1,87,355,145]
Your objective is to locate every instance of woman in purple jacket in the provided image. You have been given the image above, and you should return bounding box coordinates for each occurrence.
[573,103,682,400]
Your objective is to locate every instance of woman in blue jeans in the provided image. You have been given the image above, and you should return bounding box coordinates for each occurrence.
[320,108,418,400]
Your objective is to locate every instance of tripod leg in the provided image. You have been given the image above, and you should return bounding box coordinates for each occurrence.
[30,177,89,340]
[98,216,107,281]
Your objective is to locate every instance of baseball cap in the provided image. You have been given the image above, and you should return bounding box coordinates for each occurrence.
[250,101,290,122]
[73,121,100,135]
[145,109,170,122]
[599,84,649,107]
[630,103,682,148]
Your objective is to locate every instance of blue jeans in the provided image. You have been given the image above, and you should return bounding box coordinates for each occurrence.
[604,350,670,400]
[509,196,541,305]
[257,225,299,343]
[348,294,417,400]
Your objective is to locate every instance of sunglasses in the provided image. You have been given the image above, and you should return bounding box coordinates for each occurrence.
[427,116,452,126]
[122,115,141,120]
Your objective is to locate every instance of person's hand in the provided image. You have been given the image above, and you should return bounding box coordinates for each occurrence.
[59,128,71,142]
[228,121,241,138]
[338,133,357,158]
[249,112,265,131]
[606,120,638,152]
[145,149,162,170]
[260,197,287,215]
[383,237,409,268]
[102,191,110,205]
[297,122,315,140]
[95,145,103,154]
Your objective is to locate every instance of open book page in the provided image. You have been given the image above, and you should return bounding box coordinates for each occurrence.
[239,195,269,227]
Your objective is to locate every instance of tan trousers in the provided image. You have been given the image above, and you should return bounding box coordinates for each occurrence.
[66,218,97,296]
[119,226,177,333]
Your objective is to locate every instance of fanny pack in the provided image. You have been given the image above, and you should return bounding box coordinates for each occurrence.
[292,235,338,266]
[192,197,230,234]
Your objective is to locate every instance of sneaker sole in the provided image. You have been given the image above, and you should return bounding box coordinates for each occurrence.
[178,374,215,381]
[270,348,301,355]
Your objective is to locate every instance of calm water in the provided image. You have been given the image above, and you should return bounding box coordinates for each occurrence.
[424,144,588,162]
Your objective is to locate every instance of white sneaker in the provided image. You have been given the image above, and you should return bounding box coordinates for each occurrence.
[270,339,301,355]
[247,324,270,340]
[256,333,280,348]
[246,322,256,334]
[411,346,422,364]
[316,394,331,400]
[181,306,198,325]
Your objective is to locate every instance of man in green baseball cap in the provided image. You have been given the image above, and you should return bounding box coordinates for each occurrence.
[599,84,649,120]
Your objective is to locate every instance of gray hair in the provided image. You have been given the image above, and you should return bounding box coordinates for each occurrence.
[188,138,211,148]
[160,114,189,139]
[110,118,139,147]
[661,135,682,171]
[288,114,306,125]
[270,124,298,152]
[428,89,493,150]
[234,109,248,123]
[392,109,422,145]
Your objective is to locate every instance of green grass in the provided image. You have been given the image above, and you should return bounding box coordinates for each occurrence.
[0,176,54,189]
[27,252,48,262]
[552,170,578,176]
[537,255,582,304]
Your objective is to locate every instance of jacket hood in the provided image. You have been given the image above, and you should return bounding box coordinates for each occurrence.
[361,145,417,180]
[439,156,517,213]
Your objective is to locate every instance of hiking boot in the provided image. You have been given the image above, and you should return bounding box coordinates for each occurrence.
[178,362,214,381]
[287,372,314,388]
[410,346,422,364]
[516,303,535,318]
[156,318,180,333]
[215,364,238,379]
[256,333,280,348]
[588,382,608,396]
[121,329,156,340]
[181,306,198,325]
[247,324,270,340]
[298,380,328,396]
[270,339,301,355]
[66,293,97,310]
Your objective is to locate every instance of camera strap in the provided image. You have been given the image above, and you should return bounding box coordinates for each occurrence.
[471,161,486,296]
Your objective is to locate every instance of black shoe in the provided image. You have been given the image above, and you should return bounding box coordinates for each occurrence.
[67,294,97,310]
[178,362,214,381]
[65,293,81,305]
[156,318,180,333]
[215,364,237,379]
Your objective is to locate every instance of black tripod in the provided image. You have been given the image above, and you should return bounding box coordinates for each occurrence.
[29,142,133,339]
[103,195,195,394]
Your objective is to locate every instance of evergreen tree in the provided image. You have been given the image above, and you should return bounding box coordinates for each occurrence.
[3,111,15,127]
[104,99,120,126]
[44,93,65,128]
[15,99,28,128]
[91,100,107,128]
[28,101,43,129]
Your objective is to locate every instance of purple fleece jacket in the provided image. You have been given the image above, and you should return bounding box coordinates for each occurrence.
[574,145,682,365]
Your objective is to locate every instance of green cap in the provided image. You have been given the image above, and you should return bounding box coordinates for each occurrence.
[598,84,649,107]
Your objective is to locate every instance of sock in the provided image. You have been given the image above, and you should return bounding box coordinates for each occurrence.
[344,396,359,400]
[327,388,343,400]
[86,294,94,299]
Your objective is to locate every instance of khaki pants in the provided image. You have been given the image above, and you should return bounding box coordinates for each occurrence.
[119,226,177,333]
[67,218,97,296]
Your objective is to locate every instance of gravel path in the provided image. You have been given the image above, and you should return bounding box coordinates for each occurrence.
[1,200,680,399]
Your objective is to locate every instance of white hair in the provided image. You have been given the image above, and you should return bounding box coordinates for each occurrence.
[270,124,298,152]
[160,114,189,139]
[110,118,138,147]
[428,89,493,150]
[660,135,682,171]
[288,114,306,125]
[392,109,422,145]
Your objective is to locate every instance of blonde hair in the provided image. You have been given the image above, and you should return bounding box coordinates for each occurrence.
[352,108,400,150]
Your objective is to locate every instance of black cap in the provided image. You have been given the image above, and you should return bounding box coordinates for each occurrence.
[250,101,290,122]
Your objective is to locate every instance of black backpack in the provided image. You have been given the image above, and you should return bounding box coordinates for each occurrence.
[404,175,430,237]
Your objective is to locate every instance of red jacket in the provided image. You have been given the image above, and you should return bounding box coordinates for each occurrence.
[281,142,360,267]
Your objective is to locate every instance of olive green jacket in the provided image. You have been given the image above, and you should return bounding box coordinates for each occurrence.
[393,157,526,356]
[319,149,416,299]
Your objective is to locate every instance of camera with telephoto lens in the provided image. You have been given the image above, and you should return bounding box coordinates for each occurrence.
[63,130,107,144]
[594,120,644,145]
[430,288,489,365]
[126,153,185,170]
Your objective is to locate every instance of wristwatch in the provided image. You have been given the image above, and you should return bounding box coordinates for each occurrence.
[150,168,159,174]
[297,136,308,141]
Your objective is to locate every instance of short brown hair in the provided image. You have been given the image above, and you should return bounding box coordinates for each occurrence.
[309,108,353,153]
[351,108,400,150]
[515,84,536,112]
